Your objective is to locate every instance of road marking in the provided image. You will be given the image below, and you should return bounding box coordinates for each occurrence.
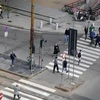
[5,87,43,100]
[58,56,90,68]
[48,62,83,74]
[77,40,89,45]
[1,90,30,100]
[19,79,56,93]
[60,54,93,65]
[12,83,50,97]
[77,47,99,55]
[80,38,90,42]
[46,65,79,78]
[77,43,100,53]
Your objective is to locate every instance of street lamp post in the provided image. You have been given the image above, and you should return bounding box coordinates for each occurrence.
[6,0,9,18]
[29,0,35,72]
[4,26,8,54]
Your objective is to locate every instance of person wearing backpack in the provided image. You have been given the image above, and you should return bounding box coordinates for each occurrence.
[78,50,82,65]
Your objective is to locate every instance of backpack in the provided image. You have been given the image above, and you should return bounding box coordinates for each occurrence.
[78,52,81,58]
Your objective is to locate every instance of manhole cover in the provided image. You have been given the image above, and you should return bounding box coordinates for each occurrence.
[8,20,12,23]
[67,22,71,25]
[18,71,23,74]
[15,14,19,16]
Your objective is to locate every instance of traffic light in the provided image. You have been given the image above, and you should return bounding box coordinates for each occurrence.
[40,39,43,48]
[32,45,35,53]
[40,39,47,48]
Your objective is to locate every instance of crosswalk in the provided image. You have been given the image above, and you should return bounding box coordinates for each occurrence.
[46,35,100,78]
[1,35,100,99]
[0,79,56,100]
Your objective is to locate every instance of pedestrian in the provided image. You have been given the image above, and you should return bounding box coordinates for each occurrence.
[13,84,21,99]
[84,26,88,40]
[53,44,60,57]
[78,50,82,65]
[64,28,69,43]
[62,52,67,61]
[0,5,3,18]
[89,24,95,35]
[90,29,95,46]
[62,57,68,73]
[98,27,100,35]
[95,34,100,47]
[53,56,59,73]
[10,51,17,67]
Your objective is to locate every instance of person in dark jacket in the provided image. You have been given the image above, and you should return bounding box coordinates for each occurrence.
[10,51,17,67]
[84,26,88,40]
[78,50,82,65]
[98,27,100,35]
[64,28,69,43]
[62,57,68,73]
[95,34,100,47]
[53,44,60,56]
[0,5,3,18]
[53,56,59,73]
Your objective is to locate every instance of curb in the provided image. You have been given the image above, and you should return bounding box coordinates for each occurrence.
[55,80,84,92]
[0,67,47,79]
[0,22,64,34]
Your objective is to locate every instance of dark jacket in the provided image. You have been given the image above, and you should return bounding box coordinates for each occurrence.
[95,35,100,42]
[84,27,88,34]
[63,60,67,68]
[10,53,16,60]
[65,29,69,36]
[53,45,60,54]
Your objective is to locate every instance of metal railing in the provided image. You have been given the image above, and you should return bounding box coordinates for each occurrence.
[62,0,86,13]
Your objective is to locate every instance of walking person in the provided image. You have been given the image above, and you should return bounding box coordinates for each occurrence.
[53,44,60,57]
[90,29,95,46]
[10,51,17,67]
[62,57,68,73]
[84,26,88,40]
[64,28,69,43]
[0,5,3,18]
[53,56,59,73]
[13,84,21,100]
[78,50,82,65]
[95,34,100,47]
[98,27,100,35]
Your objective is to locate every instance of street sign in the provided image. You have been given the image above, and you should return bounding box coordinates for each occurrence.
[4,26,8,32]
[4,26,8,37]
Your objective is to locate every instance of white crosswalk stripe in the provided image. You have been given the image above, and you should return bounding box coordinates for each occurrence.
[0,79,56,100]
[45,35,100,78]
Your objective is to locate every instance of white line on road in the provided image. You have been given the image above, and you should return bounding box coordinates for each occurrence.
[5,87,43,100]
[19,79,56,93]
[12,83,50,97]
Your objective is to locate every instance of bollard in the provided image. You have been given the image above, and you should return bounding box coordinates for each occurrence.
[40,21,43,29]
[56,23,58,30]
[49,18,52,24]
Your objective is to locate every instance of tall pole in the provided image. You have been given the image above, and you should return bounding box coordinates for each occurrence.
[7,0,9,18]
[30,0,34,56]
